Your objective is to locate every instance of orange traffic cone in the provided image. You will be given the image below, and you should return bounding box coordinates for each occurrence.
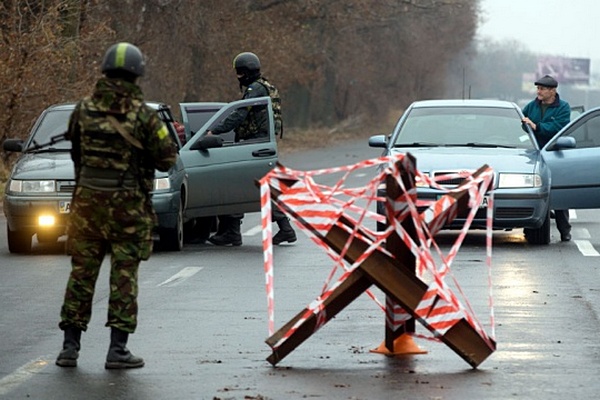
[370,333,428,355]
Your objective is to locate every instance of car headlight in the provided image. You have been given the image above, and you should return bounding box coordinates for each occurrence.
[415,173,429,187]
[153,177,171,191]
[498,173,542,188]
[8,180,56,193]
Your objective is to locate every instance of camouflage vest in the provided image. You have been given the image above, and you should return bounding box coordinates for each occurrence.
[257,77,283,138]
[77,100,142,187]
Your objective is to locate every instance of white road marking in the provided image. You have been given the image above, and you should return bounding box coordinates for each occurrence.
[577,228,591,240]
[157,267,203,287]
[569,209,577,219]
[574,240,600,257]
[0,357,49,396]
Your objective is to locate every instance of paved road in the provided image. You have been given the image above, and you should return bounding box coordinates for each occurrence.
[2,139,600,399]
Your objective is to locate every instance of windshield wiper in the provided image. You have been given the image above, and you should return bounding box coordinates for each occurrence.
[464,142,516,149]
[393,142,440,147]
[26,147,70,153]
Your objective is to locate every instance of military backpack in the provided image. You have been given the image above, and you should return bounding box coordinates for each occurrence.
[256,77,283,139]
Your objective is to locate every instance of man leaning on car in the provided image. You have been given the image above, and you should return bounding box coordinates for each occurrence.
[521,74,572,242]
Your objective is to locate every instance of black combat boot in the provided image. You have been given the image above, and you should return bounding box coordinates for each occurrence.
[273,217,297,245]
[105,327,145,369]
[208,216,242,246]
[56,326,81,367]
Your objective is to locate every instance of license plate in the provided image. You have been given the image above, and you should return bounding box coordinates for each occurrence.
[436,195,489,208]
[59,201,71,214]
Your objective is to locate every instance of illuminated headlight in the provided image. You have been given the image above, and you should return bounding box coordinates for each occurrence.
[9,180,56,193]
[498,173,542,188]
[38,215,56,227]
[153,177,171,191]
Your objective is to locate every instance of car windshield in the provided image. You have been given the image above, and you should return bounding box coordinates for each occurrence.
[27,109,72,151]
[393,106,536,149]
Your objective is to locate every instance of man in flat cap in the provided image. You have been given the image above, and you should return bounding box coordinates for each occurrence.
[522,74,572,241]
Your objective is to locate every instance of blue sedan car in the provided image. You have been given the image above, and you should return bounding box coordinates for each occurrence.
[369,99,600,244]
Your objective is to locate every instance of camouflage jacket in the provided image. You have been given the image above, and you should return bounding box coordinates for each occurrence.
[66,78,177,242]
[67,78,176,191]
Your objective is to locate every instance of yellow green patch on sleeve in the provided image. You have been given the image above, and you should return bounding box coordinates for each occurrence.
[157,124,169,140]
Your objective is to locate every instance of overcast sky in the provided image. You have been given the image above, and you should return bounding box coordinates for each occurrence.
[477,0,599,61]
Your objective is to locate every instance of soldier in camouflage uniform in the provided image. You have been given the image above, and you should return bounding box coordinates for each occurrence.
[206,52,296,247]
[56,42,177,369]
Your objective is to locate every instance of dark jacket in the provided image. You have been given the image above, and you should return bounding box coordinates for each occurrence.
[522,93,570,147]
[211,79,269,140]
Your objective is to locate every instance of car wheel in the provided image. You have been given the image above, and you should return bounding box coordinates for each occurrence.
[524,210,551,245]
[184,217,216,244]
[159,197,184,251]
[7,226,32,254]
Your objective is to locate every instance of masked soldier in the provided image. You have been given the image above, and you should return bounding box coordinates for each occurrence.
[56,42,177,369]
[206,51,296,246]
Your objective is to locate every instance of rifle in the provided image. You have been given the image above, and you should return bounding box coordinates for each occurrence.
[27,132,68,152]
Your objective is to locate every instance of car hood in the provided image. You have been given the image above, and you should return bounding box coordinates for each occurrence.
[10,151,179,181]
[389,147,541,175]
[10,152,74,180]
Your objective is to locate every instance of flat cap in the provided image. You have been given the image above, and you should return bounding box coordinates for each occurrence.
[534,75,558,88]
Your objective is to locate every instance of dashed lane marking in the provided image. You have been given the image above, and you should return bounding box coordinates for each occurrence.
[574,240,600,257]
[0,357,49,396]
[157,267,203,287]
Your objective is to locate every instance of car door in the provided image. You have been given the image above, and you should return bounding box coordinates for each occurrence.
[179,102,226,143]
[179,96,278,218]
[544,107,600,209]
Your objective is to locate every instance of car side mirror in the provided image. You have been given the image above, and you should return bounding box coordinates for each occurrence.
[3,139,24,152]
[550,136,576,150]
[190,135,224,151]
[368,134,387,148]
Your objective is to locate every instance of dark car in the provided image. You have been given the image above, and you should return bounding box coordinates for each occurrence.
[369,99,600,244]
[176,96,279,241]
[3,102,187,253]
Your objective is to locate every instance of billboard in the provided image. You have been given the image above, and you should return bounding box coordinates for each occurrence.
[537,56,590,85]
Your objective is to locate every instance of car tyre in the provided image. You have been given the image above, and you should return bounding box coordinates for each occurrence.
[158,197,184,251]
[376,200,387,232]
[7,226,32,254]
[524,210,551,245]
[184,217,216,244]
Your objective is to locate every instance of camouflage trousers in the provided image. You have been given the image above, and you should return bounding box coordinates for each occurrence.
[59,238,145,333]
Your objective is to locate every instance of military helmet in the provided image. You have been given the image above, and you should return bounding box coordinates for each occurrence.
[101,42,145,77]
[233,52,261,72]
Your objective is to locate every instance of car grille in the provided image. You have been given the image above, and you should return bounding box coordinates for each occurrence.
[495,207,534,219]
[57,180,76,193]
[433,172,465,186]
[432,170,496,188]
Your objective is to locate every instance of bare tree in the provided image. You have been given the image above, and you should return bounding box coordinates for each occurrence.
[0,0,112,155]
[1,0,480,170]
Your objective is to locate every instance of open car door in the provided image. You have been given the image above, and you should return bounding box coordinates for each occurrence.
[544,107,600,209]
[179,96,278,219]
